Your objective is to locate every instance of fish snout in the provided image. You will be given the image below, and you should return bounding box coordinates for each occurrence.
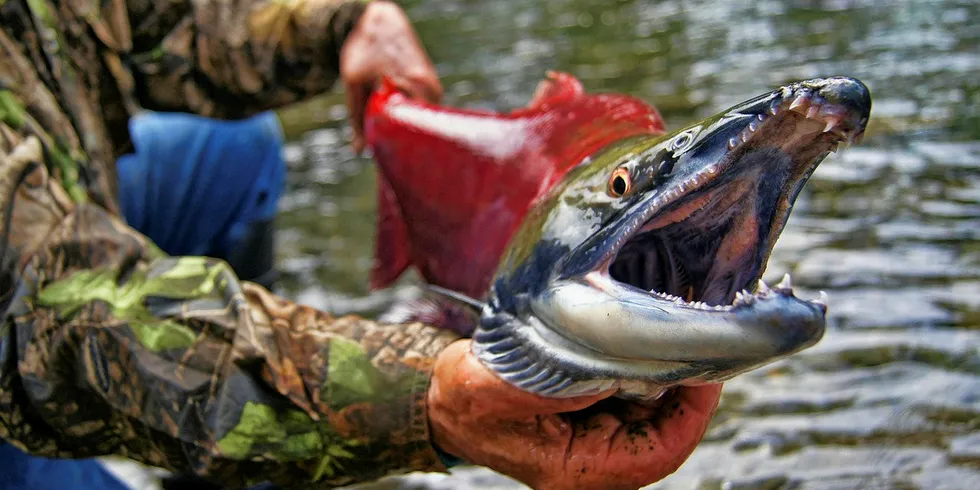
[784,76,872,144]
[806,76,872,120]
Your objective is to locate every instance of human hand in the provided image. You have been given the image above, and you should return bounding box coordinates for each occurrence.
[428,340,723,490]
[340,1,443,153]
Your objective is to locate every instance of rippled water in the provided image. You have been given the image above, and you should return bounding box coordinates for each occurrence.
[272,0,980,488]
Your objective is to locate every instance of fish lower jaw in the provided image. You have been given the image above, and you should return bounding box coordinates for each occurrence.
[472,290,826,401]
[472,313,696,400]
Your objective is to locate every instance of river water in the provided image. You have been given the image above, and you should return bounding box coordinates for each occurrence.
[269,0,980,488]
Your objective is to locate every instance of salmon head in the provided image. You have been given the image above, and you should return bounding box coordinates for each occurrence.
[365,74,871,401]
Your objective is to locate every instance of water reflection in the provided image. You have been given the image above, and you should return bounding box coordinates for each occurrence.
[275,0,980,488]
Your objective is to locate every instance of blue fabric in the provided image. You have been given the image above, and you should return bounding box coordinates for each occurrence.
[116,111,286,257]
[0,443,132,490]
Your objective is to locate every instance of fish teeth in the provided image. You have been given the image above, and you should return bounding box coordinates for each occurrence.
[806,106,820,119]
[734,289,756,306]
[789,96,807,111]
[651,290,732,311]
[756,279,770,295]
[810,291,829,313]
[775,273,793,292]
[823,117,840,133]
[651,290,683,303]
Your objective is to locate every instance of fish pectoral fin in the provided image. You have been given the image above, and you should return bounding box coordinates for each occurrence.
[370,171,412,290]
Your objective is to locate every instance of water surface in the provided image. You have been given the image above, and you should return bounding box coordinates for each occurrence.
[274,0,980,488]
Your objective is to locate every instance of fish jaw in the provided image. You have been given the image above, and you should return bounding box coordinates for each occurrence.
[476,77,872,399]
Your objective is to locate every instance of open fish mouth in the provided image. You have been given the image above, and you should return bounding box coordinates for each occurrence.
[475,77,872,400]
[607,78,869,312]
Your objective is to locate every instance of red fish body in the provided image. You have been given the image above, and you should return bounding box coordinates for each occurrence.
[365,72,667,300]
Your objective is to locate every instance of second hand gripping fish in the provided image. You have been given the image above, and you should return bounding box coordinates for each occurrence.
[365,73,871,400]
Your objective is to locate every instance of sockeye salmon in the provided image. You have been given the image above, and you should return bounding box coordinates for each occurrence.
[365,73,871,401]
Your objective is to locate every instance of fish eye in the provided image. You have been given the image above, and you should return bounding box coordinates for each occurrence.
[609,168,631,197]
[670,130,695,152]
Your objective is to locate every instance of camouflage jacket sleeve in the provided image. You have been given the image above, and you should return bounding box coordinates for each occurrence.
[0,128,461,487]
[120,0,370,119]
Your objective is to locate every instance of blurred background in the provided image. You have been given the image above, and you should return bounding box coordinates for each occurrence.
[113,0,980,488]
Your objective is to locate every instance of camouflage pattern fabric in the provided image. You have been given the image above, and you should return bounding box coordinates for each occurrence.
[0,0,461,487]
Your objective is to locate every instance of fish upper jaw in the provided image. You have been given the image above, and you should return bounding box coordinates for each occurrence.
[567,77,872,297]
[556,77,871,310]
